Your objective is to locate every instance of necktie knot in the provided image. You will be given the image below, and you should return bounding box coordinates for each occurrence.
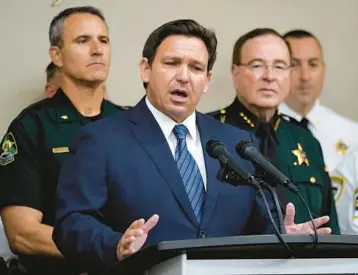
[299,118,309,129]
[257,122,272,135]
[173,124,188,140]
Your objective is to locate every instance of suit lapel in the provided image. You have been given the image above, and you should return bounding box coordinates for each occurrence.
[129,98,199,227]
[196,113,221,228]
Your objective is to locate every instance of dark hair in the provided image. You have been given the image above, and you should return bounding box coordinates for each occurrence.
[46,62,57,82]
[232,28,291,65]
[49,6,106,48]
[142,19,217,88]
[283,29,322,49]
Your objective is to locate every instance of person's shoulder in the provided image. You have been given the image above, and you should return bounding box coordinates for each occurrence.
[279,114,321,147]
[279,114,308,132]
[104,99,132,111]
[82,106,130,134]
[206,107,228,122]
[319,104,358,127]
[199,112,254,139]
[7,98,53,129]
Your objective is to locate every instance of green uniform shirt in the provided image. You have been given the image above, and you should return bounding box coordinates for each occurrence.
[0,89,125,274]
[209,98,340,234]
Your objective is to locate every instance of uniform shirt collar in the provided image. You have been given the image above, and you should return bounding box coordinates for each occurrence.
[52,88,115,123]
[229,97,280,134]
[279,100,320,129]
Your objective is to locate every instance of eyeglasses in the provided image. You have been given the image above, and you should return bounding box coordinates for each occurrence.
[237,62,291,76]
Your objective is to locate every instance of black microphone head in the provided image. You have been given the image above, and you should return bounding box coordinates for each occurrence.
[235,140,254,157]
[206,140,223,159]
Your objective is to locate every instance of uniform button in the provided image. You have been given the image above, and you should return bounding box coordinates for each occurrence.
[310,177,316,184]
[199,230,206,238]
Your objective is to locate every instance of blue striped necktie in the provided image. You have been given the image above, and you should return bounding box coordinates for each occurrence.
[173,124,205,223]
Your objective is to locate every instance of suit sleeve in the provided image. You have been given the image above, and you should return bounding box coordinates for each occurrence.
[53,127,122,271]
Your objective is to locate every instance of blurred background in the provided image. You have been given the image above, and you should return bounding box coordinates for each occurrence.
[1,0,357,135]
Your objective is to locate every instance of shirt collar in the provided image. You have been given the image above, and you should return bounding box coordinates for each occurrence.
[230,98,280,132]
[278,103,303,122]
[52,88,117,123]
[306,100,321,128]
[279,101,320,128]
[145,96,197,142]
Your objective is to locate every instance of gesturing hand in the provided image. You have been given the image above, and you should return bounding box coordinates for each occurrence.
[116,214,159,260]
[284,203,331,235]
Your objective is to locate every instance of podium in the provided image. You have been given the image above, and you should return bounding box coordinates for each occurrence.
[106,235,358,275]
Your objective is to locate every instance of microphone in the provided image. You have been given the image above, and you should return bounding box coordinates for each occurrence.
[207,140,290,237]
[236,140,298,193]
[206,140,256,185]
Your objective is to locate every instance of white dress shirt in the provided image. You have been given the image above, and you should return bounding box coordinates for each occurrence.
[145,97,207,189]
[279,100,358,173]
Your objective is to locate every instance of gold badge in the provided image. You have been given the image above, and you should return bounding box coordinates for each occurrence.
[0,132,18,166]
[335,139,348,155]
[292,143,309,166]
[61,115,69,120]
[331,174,346,203]
[52,147,70,153]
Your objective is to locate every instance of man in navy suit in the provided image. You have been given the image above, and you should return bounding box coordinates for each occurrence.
[53,19,331,273]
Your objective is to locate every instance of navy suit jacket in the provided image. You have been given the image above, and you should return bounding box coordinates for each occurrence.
[53,98,277,272]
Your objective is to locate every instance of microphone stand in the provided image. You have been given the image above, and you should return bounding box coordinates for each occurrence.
[216,163,292,253]
[216,164,287,235]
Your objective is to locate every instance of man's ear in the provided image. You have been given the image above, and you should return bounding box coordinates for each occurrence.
[231,64,242,88]
[203,70,213,94]
[139,57,151,84]
[45,84,57,98]
[49,46,63,68]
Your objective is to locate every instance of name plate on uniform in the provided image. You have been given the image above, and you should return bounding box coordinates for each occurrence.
[52,147,70,153]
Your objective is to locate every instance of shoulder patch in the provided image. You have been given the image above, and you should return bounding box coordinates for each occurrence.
[0,132,18,166]
[331,174,346,203]
[335,139,349,155]
[354,188,358,221]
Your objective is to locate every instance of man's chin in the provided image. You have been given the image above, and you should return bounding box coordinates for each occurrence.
[255,98,280,109]
[167,107,193,123]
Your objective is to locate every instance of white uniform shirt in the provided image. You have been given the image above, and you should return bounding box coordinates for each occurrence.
[279,101,358,173]
[332,148,358,234]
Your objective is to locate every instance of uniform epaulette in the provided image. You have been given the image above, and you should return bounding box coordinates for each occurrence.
[218,109,227,123]
[207,109,227,123]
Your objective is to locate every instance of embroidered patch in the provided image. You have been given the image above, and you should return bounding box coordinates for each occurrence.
[335,139,348,155]
[0,132,18,166]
